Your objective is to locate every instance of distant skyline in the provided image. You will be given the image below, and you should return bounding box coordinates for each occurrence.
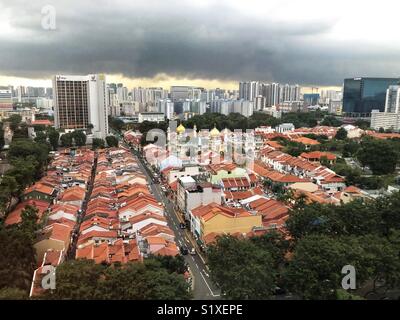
[1,0,399,89]
[0,74,341,93]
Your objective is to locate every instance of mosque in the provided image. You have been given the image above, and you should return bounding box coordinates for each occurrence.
[166,123,255,165]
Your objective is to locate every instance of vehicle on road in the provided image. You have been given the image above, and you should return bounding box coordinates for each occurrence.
[180,246,189,255]
[179,222,186,229]
[190,248,196,255]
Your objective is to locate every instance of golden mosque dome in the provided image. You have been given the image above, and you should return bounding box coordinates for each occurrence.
[176,124,186,134]
[210,125,220,137]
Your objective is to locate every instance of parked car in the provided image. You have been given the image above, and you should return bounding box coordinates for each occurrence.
[190,248,196,255]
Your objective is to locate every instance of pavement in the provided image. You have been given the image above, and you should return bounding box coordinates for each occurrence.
[131,148,221,300]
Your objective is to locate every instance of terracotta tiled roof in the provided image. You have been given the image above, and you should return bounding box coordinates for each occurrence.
[153,242,179,257]
[192,203,251,222]
[208,163,237,174]
[31,119,53,126]
[77,230,118,246]
[5,200,50,226]
[265,140,284,150]
[343,186,362,194]
[221,177,250,189]
[300,151,337,161]
[25,183,55,196]
[139,223,175,238]
[37,223,73,246]
[59,186,86,202]
[291,137,320,145]
[128,213,167,224]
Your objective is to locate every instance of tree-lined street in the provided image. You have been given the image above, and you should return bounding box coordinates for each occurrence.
[130,147,221,300]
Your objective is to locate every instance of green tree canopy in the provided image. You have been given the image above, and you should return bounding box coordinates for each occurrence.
[34,131,47,144]
[8,114,22,132]
[48,128,60,151]
[105,135,119,148]
[207,235,276,299]
[44,258,191,300]
[284,235,367,299]
[92,138,105,150]
[60,133,73,147]
[72,130,87,147]
[335,127,348,140]
[0,225,37,292]
[321,116,343,127]
[356,138,399,175]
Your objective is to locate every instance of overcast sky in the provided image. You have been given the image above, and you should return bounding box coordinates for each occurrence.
[0,0,399,89]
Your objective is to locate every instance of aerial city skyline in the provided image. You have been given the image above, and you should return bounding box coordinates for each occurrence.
[2,0,400,307]
[1,0,400,89]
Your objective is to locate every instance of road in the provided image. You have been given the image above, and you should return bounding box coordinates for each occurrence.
[131,148,221,300]
[66,152,98,260]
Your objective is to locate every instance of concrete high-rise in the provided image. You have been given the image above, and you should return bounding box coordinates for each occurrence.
[385,85,400,113]
[53,74,109,139]
[0,86,13,111]
[239,81,260,101]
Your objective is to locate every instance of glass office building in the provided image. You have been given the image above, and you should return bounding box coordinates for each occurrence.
[343,77,399,114]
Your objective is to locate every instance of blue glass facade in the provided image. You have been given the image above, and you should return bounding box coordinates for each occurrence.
[343,77,399,113]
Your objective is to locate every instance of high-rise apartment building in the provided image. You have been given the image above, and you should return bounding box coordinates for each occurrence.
[53,74,109,139]
[371,83,400,131]
[385,85,400,113]
[240,82,300,107]
[0,86,13,111]
[239,81,261,101]
[158,99,174,120]
[117,86,128,103]
[132,87,168,104]
[170,86,192,101]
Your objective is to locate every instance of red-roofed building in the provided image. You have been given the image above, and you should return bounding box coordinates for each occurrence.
[118,193,163,221]
[31,119,54,126]
[188,203,262,244]
[122,213,168,234]
[58,186,86,206]
[30,249,64,297]
[34,223,73,263]
[76,239,142,264]
[23,183,56,203]
[300,151,337,165]
[247,197,289,230]
[5,200,50,226]
[290,137,320,148]
[221,177,251,191]
[77,230,119,248]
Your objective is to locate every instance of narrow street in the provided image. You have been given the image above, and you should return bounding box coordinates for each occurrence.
[131,147,221,300]
[66,152,98,260]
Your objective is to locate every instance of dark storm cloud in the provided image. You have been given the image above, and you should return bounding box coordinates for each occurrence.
[0,0,399,85]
